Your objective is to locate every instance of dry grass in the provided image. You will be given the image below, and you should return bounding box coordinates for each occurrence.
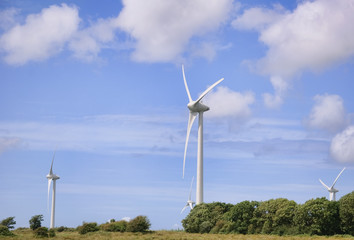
[6,229,354,240]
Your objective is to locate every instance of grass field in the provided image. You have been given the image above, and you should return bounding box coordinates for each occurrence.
[5,229,354,240]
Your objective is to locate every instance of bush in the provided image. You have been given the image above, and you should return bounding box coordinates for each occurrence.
[200,221,213,233]
[56,226,66,232]
[29,215,44,230]
[0,225,14,236]
[48,228,55,237]
[126,216,151,232]
[77,222,99,234]
[33,227,48,238]
[101,220,127,232]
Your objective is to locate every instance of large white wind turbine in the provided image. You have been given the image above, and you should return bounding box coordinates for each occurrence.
[46,151,60,229]
[319,167,345,201]
[182,65,224,204]
[181,176,195,214]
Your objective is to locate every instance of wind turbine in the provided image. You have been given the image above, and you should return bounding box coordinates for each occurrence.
[319,167,345,201]
[182,65,224,204]
[181,176,195,213]
[46,150,60,229]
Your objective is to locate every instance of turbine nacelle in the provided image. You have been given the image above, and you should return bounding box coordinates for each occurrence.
[46,174,60,180]
[187,101,210,113]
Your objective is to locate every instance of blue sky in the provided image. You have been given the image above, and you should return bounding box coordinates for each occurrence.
[0,0,354,230]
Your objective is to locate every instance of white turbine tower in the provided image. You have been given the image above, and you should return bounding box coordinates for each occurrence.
[319,167,345,201]
[182,65,224,204]
[181,176,195,213]
[46,151,60,229]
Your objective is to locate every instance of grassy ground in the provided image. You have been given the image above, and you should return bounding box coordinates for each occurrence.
[5,229,354,240]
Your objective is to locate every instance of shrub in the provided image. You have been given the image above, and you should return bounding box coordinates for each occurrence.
[101,220,127,232]
[56,226,66,232]
[77,222,99,234]
[48,228,55,237]
[33,227,48,238]
[0,225,14,236]
[126,216,151,232]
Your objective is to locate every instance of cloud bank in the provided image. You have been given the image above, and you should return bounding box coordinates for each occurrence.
[233,0,354,107]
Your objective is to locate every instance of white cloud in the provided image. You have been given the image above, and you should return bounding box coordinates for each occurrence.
[306,94,348,133]
[330,125,354,163]
[69,18,118,61]
[0,4,80,65]
[0,137,21,154]
[0,8,20,30]
[204,86,255,120]
[122,217,131,222]
[232,4,287,31]
[233,0,354,107]
[116,0,233,62]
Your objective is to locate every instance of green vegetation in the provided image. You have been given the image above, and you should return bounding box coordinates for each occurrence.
[182,192,354,236]
[7,228,354,240]
[33,227,48,238]
[29,215,43,230]
[0,216,16,230]
[77,222,99,234]
[126,216,151,233]
[0,225,15,236]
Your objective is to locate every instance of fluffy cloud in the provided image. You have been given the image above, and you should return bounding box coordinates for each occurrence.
[233,0,354,107]
[116,0,233,62]
[204,86,255,119]
[330,126,354,163]
[69,18,119,61]
[0,4,80,65]
[306,94,348,133]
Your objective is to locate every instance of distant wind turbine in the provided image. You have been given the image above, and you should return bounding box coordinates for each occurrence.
[319,167,345,201]
[46,150,60,229]
[181,176,195,213]
[182,65,224,204]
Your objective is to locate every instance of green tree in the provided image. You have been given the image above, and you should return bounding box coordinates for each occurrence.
[294,197,340,235]
[250,198,297,235]
[0,216,16,229]
[182,202,232,233]
[339,191,354,235]
[126,216,150,232]
[29,215,44,230]
[224,200,259,234]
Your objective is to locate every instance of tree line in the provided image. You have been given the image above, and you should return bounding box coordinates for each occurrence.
[0,215,151,237]
[182,191,354,236]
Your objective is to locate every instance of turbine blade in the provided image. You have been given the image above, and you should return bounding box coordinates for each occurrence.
[182,65,193,103]
[181,205,188,214]
[50,149,56,175]
[195,78,224,104]
[47,178,52,211]
[183,112,197,178]
[319,179,330,190]
[188,176,194,201]
[331,167,346,189]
